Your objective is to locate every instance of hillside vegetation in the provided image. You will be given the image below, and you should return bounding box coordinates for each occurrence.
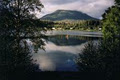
[41,10,98,21]
[38,20,101,31]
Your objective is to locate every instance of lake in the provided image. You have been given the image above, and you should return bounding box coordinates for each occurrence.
[31,30,102,71]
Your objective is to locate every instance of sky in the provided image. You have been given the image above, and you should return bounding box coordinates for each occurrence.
[36,0,115,19]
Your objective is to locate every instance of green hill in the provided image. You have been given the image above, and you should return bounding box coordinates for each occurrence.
[41,10,98,21]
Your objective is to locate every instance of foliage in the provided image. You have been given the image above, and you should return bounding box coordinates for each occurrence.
[54,20,101,31]
[0,0,44,79]
[0,0,44,37]
[102,6,120,40]
[39,20,101,31]
[76,0,120,79]
[76,41,104,72]
[115,0,120,5]
[76,39,120,79]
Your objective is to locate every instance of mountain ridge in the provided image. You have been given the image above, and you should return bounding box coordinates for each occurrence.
[41,10,98,21]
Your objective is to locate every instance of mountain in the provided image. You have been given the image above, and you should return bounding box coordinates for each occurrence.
[41,10,98,21]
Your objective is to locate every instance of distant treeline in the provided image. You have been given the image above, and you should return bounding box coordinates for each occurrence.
[38,20,101,31]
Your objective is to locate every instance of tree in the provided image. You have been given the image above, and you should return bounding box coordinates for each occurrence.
[0,0,44,79]
[0,0,44,37]
[115,0,120,5]
[102,6,120,40]
[76,41,104,72]
[76,0,120,79]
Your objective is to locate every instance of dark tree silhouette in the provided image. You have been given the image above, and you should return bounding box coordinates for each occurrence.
[0,0,45,80]
[76,0,120,80]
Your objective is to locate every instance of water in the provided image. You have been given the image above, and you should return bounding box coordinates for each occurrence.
[43,30,102,37]
[31,31,101,71]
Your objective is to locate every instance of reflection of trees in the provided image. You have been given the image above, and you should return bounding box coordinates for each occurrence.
[47,35,100,46]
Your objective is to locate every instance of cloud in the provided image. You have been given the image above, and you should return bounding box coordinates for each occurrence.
[41,0,79,5]
[32,41,86,71]
[33,54,56,71]
[36,0,114,19]
[44,41,86,54]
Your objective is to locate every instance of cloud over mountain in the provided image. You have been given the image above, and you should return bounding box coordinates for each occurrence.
[37,0,114,19]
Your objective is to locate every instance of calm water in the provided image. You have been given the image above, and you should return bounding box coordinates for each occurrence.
[31,31,101,71]
[43,30,102,37]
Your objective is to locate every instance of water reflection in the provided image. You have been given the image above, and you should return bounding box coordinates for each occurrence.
[32,35,99,71]
[0,36,44,80]
[47,35,99,46]
[44,30,102,37]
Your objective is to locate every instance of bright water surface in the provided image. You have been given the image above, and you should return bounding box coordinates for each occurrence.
[31,31,102,71]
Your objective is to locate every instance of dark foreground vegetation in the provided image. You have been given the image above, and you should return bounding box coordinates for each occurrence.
[0,0,120,80]
[5,72,120,80]
[76,1,120,80]
[0,0,45,80]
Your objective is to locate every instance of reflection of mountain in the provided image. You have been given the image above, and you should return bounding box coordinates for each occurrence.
[47,35,97,46]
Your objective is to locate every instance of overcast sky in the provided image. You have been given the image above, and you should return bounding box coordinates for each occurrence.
[36,0,115,19]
